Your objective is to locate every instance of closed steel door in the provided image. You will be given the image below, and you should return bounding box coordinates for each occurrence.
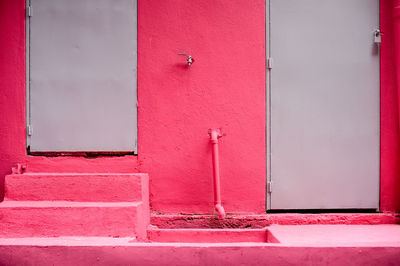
[28,0,137,152]
[267,0,380,209]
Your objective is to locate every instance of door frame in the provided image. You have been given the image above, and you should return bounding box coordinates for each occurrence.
[25,0,138,155]
[265,0,381,211]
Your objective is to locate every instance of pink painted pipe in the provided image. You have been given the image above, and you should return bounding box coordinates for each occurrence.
[394,0,400,127]
[209,129,226,219]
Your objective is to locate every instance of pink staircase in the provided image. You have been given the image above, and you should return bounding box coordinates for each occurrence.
[0,173,149,240]
[0,172,399,265]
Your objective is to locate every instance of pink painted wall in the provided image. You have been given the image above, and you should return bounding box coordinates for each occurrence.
[137,0,266,214]
[0,0,398,214]
[380,0,400,213]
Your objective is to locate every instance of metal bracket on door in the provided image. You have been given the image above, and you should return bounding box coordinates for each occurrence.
[267,57,273,69]
[267,181,272,193]
[26,5,32,17]
[374,29,383,44]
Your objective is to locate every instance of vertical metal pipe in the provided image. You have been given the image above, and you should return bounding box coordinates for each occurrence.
[209,129,226,219]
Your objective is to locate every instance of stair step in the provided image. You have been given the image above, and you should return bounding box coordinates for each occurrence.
[5,173,148,202]
[0,201,147,238]
[147,228,271,243]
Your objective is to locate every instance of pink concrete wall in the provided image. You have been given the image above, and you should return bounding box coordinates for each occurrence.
[137,0,266,214]
[0,0,398,214]
[380,0,400,213]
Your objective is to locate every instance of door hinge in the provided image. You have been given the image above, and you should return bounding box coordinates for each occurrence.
[267,57,273,69]
[27,125,32,136]
[26,5,32,17]
[267,181,272,193]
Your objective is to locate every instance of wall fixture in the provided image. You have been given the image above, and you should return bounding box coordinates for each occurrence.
[178,53,194,66]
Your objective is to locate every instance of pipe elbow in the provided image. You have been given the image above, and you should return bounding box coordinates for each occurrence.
[209,129,222,143]
[215,204,226,219]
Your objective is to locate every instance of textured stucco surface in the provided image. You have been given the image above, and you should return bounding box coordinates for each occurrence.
[0,0,399,214]
[150,214,400,228]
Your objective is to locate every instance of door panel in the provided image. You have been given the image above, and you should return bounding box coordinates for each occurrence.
[268,0,380,209]
[29,0,137,152]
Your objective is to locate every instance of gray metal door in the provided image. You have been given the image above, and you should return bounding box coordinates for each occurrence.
[27,0,137,152]
[267,0,380,209]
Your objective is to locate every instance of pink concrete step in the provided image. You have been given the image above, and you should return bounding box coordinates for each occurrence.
[5,173,148,202]
[148,224,400,245]
[147,227,278,243]
[267,224,400,246]
[0,201,148,239]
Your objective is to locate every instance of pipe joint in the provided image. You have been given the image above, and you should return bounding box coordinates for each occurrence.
[208,129,222,142]
[215,204,226,219]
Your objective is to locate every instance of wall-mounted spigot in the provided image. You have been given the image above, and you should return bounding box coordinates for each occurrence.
[178,53,194,66]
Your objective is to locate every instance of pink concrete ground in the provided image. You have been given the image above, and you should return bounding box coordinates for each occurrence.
[147,225,400,245]
[0,225,398,265]
[146,225,400,246]
[0,244,398,266]
[267,225,400,246]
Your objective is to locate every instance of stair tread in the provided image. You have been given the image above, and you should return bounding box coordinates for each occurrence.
[0,201,141,208]
[0,237,138,246]
[10,173,147,176]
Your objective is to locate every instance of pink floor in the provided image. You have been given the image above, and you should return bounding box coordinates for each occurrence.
[268,224,400,246]
[0,225,399,265]
[147,224,400,246]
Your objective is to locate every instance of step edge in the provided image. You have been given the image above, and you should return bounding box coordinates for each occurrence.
[0,237,138,246]
[0,201,142,208]
[7,173,148,177]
